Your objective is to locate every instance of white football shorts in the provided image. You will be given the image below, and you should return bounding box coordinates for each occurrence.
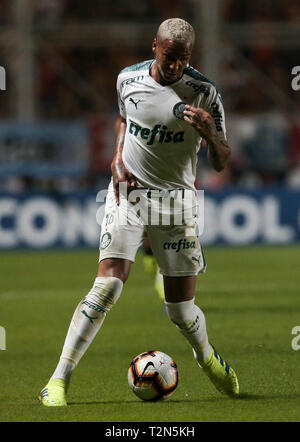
[99,184,206,277]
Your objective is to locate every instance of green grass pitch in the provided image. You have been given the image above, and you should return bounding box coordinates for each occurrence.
[0,246,300,422]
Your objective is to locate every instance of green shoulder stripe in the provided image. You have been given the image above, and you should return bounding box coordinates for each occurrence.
[120,60,153,74]
[184,65,217,88]
[184,65,223,103]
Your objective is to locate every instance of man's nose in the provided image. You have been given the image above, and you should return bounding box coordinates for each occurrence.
[169,59,182,71]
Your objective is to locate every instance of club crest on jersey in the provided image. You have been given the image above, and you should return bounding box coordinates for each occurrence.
[100,232,112,250]
[129,120,184,146]
[173,101,186,120]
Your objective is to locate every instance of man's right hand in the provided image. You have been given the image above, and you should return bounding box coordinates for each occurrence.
[111,157,139,205]
[111,116,139,205]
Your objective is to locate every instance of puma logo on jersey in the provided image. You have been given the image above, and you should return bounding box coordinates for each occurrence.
[129,98,142,109]
[129,121,184,146]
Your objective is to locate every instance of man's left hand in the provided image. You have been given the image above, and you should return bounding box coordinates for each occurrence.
[183,105,217,142]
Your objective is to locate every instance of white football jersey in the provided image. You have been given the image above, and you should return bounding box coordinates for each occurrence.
[117,60,227,191]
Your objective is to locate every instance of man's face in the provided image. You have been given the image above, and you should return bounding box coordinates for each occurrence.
[152,38,193,85]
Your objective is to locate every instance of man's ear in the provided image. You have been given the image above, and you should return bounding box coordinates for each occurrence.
[152,38,157,54]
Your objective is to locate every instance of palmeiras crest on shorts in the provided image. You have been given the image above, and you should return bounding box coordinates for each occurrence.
[100,232,112,250]
[173,101,186,120]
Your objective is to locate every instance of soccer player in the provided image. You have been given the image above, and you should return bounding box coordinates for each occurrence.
[115,114,165,301]
[115,113,165,301]
[39,18,239,406]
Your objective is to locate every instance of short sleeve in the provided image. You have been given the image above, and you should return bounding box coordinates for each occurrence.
[116,75,126,119]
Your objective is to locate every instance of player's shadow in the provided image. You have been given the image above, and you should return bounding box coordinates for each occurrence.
[69,400,144,406]
[235,392,300,401]
[69,392,300,406]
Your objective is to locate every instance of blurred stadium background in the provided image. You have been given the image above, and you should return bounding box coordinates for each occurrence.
[1,1,300,423]
[0,0,300,249]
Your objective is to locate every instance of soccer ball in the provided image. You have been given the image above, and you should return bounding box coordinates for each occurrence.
[128,350,179,401]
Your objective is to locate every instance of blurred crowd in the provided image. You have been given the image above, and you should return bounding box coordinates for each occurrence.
[0,0,300,192]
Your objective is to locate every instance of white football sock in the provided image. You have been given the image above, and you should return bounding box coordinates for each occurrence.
[165,298,212,362]
[51,276,123,382]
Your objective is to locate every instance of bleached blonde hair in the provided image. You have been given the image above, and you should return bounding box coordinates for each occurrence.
[156,18,195,46]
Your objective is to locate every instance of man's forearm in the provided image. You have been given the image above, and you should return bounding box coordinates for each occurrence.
[111,118,127,171]
[207,137,231,172]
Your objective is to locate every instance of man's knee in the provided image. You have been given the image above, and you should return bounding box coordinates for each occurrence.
[85,276,123,313]
[98,258,132,283]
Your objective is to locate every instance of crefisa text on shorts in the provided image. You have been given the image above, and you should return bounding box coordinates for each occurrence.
[104,425,195,439]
